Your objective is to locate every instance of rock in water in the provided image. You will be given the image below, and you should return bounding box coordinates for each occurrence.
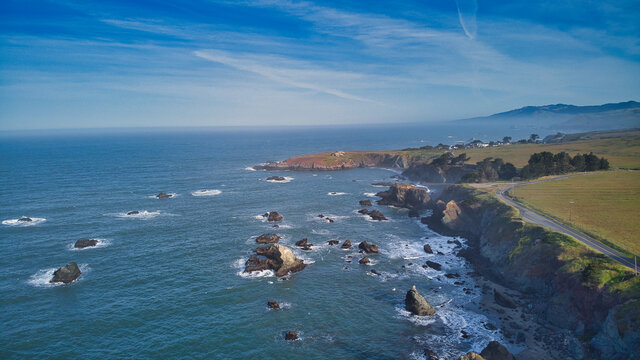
[358,241,379,254]
[256,233,280,244]
[493,289,517,309]
[408,209,420,218]
[267,211,283,222]
[295,238,311,247]
[266,176,286,181]
[127,211,139,215]
[405,285,435,316]
[424,348,440,360]
[341,240,352,249]
[244,244,306,277]
[358,209,369,214]
[423,244,433,254]
[267,300,280,310]
[50,262,82,284]
[458,353,484,360]
[359,200,372,206]
[18,217,33,222]
[327,240,339,246]
[480,341,516,360]
[156,192,172,198]
[367,210,387,221]
[74,238,98,249]
[285,331,298,340]
[426,260,442,271]
[359,257,370,264]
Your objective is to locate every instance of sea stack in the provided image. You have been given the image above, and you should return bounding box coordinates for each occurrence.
[74,238,99,249]
[405,285,435,316]
[50,262,82,284]
[244,244,306,277]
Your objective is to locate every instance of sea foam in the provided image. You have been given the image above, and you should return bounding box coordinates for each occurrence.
[191,189,222,196]
[2,217,46,226]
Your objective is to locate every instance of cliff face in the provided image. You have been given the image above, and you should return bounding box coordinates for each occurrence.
[376,183,431,209]
[423,185,640,358]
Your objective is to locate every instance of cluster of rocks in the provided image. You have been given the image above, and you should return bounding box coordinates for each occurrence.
[262,211,283,222]
[375,183,431,218]
[316,214,334,223]
[357,208,388,221]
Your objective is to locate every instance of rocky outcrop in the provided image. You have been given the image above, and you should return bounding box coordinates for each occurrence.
[358,241,379,254]
[266,176,286,181]
[127,211,139,215]
[256,233,280,244]
[424,348,440,360]
[359,257,370,264]
[295,238,313,250]
[267,300,280,310]
[493,289,517,309]
[263,211,283,222]
[423,244,433,254]
[479,341,516,360]
[74,238,98,248]
[254,152,412,171]
[244,244,306,277]
[50,262,81,284]
[405,285,435,316]
[402,163,475,184]
[18,217,33,222]
[328,240,339,246]
[156,192,173,198]
[359,200,372,206]
[590,299,640,358]
[376,183,431,210]
[285,331,298,340]
[367,210,387,221]
[341,240,352,249]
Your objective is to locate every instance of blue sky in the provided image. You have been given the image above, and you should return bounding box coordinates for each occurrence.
[1,0,639,130]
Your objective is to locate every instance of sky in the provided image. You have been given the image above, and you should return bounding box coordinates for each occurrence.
[0,0,639,130]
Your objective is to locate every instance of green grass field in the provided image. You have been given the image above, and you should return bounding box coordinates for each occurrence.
[512,171,640,257]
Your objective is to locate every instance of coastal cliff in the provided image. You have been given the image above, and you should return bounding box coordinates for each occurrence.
[254,150,414,171]
[422,185,640,358]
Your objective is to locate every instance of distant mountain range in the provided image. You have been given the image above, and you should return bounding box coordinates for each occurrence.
[459,101,640,131]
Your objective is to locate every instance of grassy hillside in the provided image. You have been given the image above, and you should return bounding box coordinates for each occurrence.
[512,171,640,257]
[462,136,640,169]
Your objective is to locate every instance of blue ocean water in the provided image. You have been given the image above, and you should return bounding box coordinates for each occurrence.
[0,125,540,359]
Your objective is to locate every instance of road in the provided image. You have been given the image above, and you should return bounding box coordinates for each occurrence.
[495,175,636,271]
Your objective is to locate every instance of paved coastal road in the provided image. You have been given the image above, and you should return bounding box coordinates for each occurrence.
[496,175,636,271]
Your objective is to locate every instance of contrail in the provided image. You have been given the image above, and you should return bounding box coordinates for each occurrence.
[455,0,478,40]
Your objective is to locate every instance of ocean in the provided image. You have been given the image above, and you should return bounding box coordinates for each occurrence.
[0,124,546,359]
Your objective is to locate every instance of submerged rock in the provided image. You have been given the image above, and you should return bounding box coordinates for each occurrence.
[18,217,33,222]
[295,238,313,250]
[367,210,387,221]
[267,300,280,310]
[326,217,334,223]
[50,262,81,284]
[256,233,281,244]
[244,244,306,277]
[405,285,435,316]
[327,240,339,246]
[285,331,298,340]
[358,209,369,214]
[266,176,286,181]
[341,240,352,249]
[426,260,442,271]
[358,241,379,254]
[127,211,140,215]
[156,192,173,198]
[494,289,517,309]
[359,256,370,264]
[423,244,433,254]
[317,214,324,218]
[359,200,372,206]
[74,238,98,249]
[424,348,440,360]
[264,211,283,222]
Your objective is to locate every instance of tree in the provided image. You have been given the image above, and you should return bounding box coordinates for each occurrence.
[529,134,539,143]
[571,154,586,172]
[499,163,517,180]
[503,136,512,143]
